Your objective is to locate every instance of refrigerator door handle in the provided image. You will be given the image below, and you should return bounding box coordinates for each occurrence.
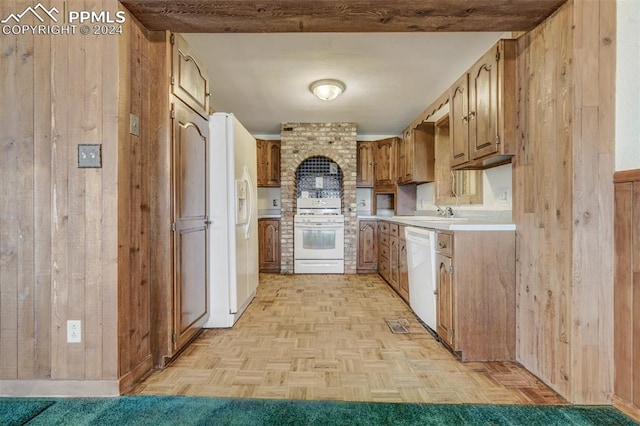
[243,165,254,240]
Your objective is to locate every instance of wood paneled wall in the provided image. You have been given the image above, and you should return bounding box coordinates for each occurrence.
[514,0,615,404]
[0,0,120,392]
[614,170,640,412]
[116,14,170,392]
[0,1,167,395]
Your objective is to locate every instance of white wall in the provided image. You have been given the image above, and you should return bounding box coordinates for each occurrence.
[615,0,640,171]
[356,188,373,214]
[257,187,281,214]
[416,163,513,212]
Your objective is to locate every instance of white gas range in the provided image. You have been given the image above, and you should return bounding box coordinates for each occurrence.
[294,198,344,274]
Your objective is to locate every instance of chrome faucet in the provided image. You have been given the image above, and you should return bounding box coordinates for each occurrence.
[435,205,454,217]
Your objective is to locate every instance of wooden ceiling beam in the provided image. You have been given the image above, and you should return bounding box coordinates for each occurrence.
[119,0,567,33]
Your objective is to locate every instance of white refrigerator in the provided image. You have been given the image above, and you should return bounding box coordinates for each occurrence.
[204,113,259,328]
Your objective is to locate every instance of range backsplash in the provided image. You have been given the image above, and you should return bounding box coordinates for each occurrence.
[280,122,357,273]
[296,156,343,199]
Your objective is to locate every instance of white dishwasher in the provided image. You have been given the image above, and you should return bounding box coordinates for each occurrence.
[404,227,437,330]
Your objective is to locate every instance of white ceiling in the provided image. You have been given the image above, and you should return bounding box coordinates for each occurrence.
[183,32,506,137]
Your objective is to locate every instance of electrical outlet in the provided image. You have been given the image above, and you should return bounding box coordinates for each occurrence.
[67,320,81,343]
[272,199,279,207]
[497,188,511,203]
[78,144,102,168]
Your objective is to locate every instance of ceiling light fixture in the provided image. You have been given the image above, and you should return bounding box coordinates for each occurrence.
[309,79,346,101]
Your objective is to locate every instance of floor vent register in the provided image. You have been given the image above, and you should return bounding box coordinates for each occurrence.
[386,318,410,334]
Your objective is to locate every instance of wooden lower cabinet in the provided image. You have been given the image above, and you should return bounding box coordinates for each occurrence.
[435,253,454,347]
[377,222,390,282]
[374,221,409,304]
[435,230,515,362]
[389,235,399,291]
[258,218,280,272]
[357,220,378,272]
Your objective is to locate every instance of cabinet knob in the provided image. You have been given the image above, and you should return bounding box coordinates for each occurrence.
[438,241,447,249]
[433,290,438,296]
[469,111,476,119]
[462,116,468,123]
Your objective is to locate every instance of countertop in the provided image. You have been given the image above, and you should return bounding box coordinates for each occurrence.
[258,213,514,230]
[358,215,515,231]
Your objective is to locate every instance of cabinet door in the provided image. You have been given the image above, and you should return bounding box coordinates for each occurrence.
[450,73,470,168]
[469,45,499,160]
[172,101,209,352]
[356,142,374,187]
[377,224,390,281]
[266,141,281,186]
[256,139,267,186]
[171,34,209,119]
[389,236,399,290]
[357,220,377,270]
[374,138,397,186]
[403,129,414,182]
[258,219,280,272]
[398,238,409,302]
[397,130,409,183]
[257,140,281,187]
[436,253,454,348]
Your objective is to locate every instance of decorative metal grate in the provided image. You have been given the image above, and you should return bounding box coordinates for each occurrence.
[296,156,343,199]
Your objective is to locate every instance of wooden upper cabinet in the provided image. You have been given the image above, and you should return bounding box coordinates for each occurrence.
[374,137,397,188]
[171,34,210,119]
[256,139,281,187]
[398,123,435,185]
[356,141,375,187]
[450,73,470,168]
[451,39,517,170]
[397,131,408,182]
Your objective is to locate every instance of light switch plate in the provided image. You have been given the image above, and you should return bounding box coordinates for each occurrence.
[78,144,102,168]
[130,113,140,136]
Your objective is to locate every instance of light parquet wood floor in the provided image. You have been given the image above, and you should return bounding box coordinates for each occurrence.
[130,273,565,404]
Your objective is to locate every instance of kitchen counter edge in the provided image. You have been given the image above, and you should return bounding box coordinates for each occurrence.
[357,215,515,231]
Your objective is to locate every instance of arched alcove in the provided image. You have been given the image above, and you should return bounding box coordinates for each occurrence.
[295,156,343,200]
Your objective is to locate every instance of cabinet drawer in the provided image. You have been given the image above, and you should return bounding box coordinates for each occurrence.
[390,223,399,237]
[436,232,453,256]
[379,222,389,234]
[379,233,389,247]
[379,258,390,280]
[379,244,390,259]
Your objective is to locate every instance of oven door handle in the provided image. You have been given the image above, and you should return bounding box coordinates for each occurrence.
[297,223,344,230]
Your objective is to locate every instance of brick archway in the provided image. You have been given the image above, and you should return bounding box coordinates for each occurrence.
[280,123,357,273]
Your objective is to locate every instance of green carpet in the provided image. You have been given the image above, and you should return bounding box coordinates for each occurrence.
[1,396,638,425]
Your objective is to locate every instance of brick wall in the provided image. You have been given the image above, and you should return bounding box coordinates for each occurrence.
[280,122,358,273]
